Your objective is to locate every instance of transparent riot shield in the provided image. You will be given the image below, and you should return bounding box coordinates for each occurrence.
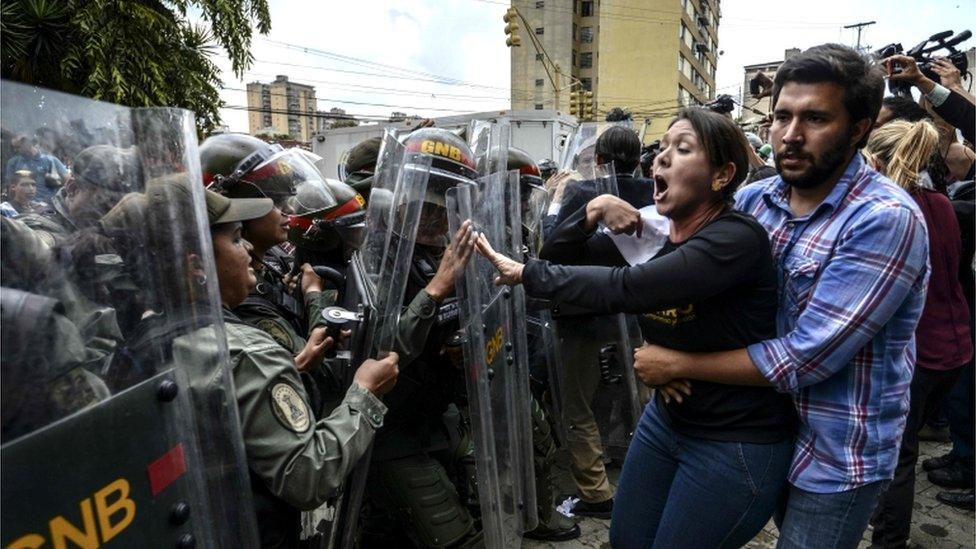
[544,165,649,462]
[558,120,635,174]
[325,130,433,548]
[447,171,534,548]
[0,81,257,546]
[516,183,568,446]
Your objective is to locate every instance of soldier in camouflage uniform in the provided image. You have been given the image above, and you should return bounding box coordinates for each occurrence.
[97,181,401,548]
[19,145,138,248]
[356,128,484,548]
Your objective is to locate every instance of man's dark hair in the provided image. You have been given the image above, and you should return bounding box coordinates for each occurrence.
[670,108,751,199]
[595,125,641,174]
[772,43,885,148]
[881,96,931,123]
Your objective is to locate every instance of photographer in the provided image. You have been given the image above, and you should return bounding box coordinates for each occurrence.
[885,54,976,144]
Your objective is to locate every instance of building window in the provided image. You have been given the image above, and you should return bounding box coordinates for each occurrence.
[535,27,544,35]
[572,50,577,67]
[581,26,593,43]
[678,54,692,79]
[681,23,694,49]
[580,52,593,69]
[581,1,593,16]
[535,0,544,7]
[535,78,544,87]
[535,103,544,110]
[573,23,578,41]
[536,53,544,61]
[581,77,592,91]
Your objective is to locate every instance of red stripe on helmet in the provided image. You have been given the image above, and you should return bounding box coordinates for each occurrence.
[287,195,365,230]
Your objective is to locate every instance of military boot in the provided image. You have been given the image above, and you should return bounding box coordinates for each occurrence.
[524,397,581,542]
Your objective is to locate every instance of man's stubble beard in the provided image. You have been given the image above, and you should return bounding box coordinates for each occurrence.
[776,129,854,190]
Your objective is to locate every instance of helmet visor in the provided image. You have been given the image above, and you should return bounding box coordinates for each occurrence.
[235,148,325,207]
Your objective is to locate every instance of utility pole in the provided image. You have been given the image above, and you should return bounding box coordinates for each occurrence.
[844,21,876,51]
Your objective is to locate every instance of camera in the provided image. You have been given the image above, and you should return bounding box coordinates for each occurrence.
[705,94,735,115]
[875,29,972,96]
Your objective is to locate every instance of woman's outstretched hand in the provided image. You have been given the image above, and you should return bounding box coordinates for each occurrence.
[475,234,525,286]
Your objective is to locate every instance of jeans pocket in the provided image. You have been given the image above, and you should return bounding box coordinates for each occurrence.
[735,442,773,497]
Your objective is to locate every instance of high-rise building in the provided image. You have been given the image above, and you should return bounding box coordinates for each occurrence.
[510,0,720,140]
[247,75,318,142]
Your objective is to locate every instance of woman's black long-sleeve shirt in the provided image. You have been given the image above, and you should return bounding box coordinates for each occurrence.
[527,206,796,443]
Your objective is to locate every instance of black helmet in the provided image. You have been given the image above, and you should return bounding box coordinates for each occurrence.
[287,177,366,253]
[402,128,478,205]
[508,147,543,192]
[506,148,549,240]
[537,158,557,182]
[200,134,313,208]
[340,136,382,181]
[401,128,478,247]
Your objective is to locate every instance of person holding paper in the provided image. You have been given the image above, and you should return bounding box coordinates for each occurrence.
[477,107,796,549]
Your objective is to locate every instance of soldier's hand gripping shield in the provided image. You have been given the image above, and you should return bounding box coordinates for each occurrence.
[323,130,433,548]
[448,120,538,546]
[0,81,257,546]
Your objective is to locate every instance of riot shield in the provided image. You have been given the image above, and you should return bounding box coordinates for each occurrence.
[516,184,568,446]
[0,81,257,546]
[446,177,525,548]
[325,130,433,548]
[447,119,538,544]
[544,166,649,463]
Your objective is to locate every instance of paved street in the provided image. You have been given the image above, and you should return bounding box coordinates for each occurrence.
[525,440,974,548]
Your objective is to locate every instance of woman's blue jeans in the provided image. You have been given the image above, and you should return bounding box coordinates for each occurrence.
[610,400,793,549]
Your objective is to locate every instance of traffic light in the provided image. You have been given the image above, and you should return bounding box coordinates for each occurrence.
[504,8,521,47]
[569,91,579,116]
[584,91,595,121]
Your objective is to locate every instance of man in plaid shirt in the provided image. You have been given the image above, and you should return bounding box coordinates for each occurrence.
[634,44,929,548]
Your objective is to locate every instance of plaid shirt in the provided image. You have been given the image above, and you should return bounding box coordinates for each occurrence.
[735,154,930,493]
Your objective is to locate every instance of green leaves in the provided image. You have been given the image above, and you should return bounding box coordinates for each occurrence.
[0,0,270,134]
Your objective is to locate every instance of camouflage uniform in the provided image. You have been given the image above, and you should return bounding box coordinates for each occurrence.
[173,308,386,548]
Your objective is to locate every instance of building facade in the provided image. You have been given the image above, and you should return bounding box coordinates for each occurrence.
[247,75,318,142]
[739,48,801,130]
[510,0,720,140]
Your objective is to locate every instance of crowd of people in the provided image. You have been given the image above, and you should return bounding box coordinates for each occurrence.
[1,40,974,549]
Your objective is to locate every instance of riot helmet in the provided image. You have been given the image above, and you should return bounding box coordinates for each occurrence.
[287,177,367,253]
[200,133,314,210]
[537,159,558,183]
[508,147,543,193]
[401,128,478,247]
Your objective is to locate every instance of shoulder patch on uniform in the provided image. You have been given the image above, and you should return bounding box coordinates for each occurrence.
[256,318,297,352]
[269,382,312,433]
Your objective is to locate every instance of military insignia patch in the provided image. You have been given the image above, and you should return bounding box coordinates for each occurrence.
[270,382,312,433]
[257,319,297,353]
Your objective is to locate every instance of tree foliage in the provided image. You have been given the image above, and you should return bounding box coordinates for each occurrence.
[1,0,270,133]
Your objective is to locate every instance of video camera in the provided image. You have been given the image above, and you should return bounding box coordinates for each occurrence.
[705,94,735,114]
[875,29,971,96]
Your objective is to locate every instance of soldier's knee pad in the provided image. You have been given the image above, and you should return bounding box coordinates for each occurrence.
[369,455,476,548]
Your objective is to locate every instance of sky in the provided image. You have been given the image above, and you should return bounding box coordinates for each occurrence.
[211,0,974,132]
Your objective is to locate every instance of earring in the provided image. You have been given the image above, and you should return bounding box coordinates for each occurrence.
[196,274,208,286]
[711,180,723,192]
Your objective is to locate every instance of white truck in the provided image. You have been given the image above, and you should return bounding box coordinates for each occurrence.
[311,109,578,178]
